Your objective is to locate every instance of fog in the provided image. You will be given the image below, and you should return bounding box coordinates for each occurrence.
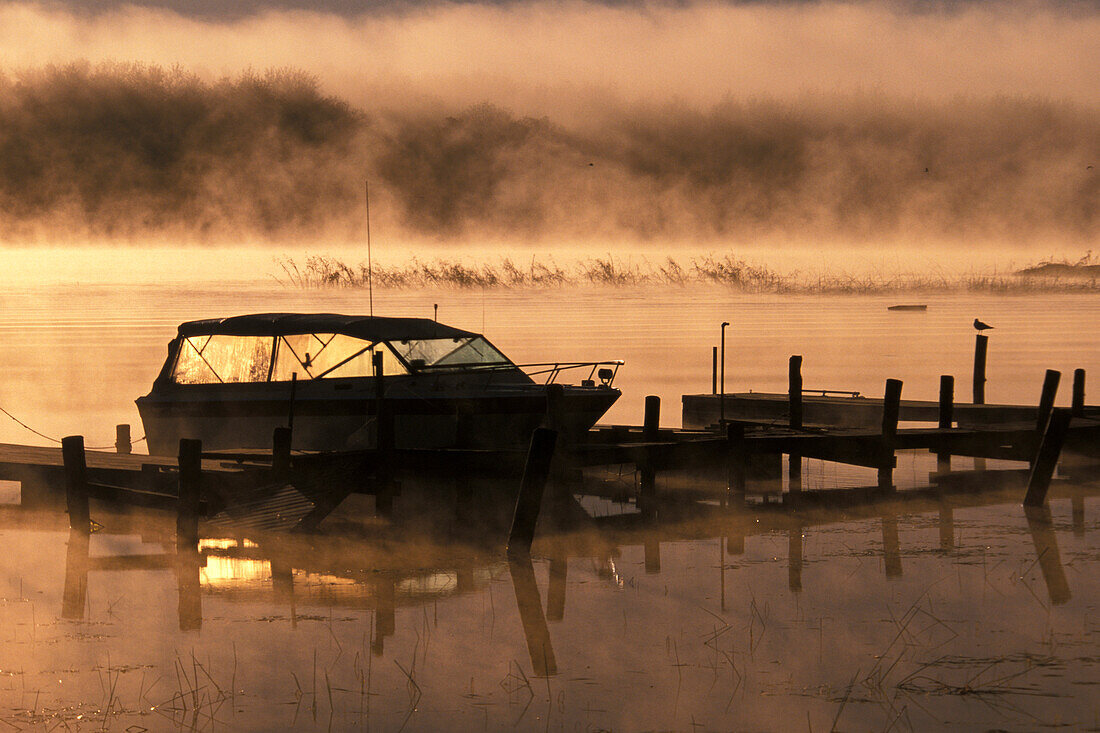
[0,1,1095,246]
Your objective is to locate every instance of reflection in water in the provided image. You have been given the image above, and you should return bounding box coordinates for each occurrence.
[177,550,203,631]
[61,528,88,620]
[881,514,903,578]
[1024,505,1072,606]
[788,527,803,593]
[546,555,567,622]
[508,554,557,677]
[938,502,955,550]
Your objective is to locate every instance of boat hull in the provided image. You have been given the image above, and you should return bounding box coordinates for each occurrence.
[137,380,619,455]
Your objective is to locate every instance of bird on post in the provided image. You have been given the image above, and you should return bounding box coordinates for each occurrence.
[973,318,994,333]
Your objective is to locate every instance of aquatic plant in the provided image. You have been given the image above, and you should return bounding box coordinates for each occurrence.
[274,253,1100,293]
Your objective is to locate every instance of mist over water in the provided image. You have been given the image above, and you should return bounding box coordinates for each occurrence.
[0,1,1096,250]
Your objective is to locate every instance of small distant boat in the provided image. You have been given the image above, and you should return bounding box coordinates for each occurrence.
[887,304,928,311]
[136,313,622,454]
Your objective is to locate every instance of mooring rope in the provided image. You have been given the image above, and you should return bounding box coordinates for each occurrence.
[0,404,146,450]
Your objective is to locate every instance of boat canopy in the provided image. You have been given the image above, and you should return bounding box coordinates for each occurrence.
[178,313,477,342]
[166,313,515,385]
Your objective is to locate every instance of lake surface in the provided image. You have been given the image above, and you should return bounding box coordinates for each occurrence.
[0,264,1097,730]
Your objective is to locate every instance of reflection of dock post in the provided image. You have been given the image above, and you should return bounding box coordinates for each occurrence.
[62,528,90,620]
[788,527,803,592]
[938,503,954,550]
[1024,505,1071,605]
[1072,369,1086,417]
[371,575,396,656]
[1072,496,1085,537]
[882,515,902,578]
[271,560,294,602]
[644,538,661,574]
[508,555,558,676]
[937,375,953,472]
[879,379,902,491]
[973,334,988,404]
[62,436,90,534]
[1025,408,1072,507]
[1036,369,1061,434]
[508,428,558,555]
[177,550,203,631]
[547,555,567,621]
[115,424,132,455]
[788,356,802,495]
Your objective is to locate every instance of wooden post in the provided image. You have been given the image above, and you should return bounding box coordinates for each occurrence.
[1072,368,1086,417]
[287,372,298,431]
[115,424,132,455]
[788,355,803,496]
[643,395,660,441]
[545,383,564,431]
[62,436,90,534]
[1024,408,1072,507]
[639,396,660,516]
[973,334,988,404]
[788,355,803,430]
[711,346,718,395]
[272,426,291,477]
[1036,369,1061,434]
[507,428,558,556]
[937,375,953,472]
[177,439,202,553]
[879,379,902,490]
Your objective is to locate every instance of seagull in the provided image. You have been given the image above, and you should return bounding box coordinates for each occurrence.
[973,318,994,333]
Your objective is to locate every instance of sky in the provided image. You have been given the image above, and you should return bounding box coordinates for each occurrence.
[0,0,1095,247]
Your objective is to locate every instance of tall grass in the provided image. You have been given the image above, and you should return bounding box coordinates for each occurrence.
[274,254,1100,293]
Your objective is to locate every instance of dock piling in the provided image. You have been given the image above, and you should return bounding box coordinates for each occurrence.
[507,427,559,556]
[643,395,660,441]
[115,424,132,455]
[788,355,803,496]
[272,426,291,477]
[1073,369,1086,417]
[1036,369,1061,434]
[1024,407,1072,507]
[937,375,954,471]
[177,439,202,553]
[879,379,903,490]
[62,436,90,533]
[973,334,988,404]
[373,351,396,516]
[788,356,803,430]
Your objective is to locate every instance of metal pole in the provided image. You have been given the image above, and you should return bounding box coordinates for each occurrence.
[720,322,729,422]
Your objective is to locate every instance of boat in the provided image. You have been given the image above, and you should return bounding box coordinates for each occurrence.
[136,313,622,455]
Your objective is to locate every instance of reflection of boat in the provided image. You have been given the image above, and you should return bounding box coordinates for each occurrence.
[136,313,621,455]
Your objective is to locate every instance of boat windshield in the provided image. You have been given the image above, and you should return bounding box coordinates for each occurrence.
[171,333,407,384]
[389,337,511,370]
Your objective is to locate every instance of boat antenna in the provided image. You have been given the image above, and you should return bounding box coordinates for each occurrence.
[365,180,374,317]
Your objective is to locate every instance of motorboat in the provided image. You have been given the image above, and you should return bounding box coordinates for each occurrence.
[136,313,621,454]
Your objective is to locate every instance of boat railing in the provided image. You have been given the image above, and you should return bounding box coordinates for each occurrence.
[517,360,624,387]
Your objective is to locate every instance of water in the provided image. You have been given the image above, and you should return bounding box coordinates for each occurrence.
[0,261,1098,730]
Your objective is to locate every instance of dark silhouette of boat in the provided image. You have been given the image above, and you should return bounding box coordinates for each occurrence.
[136,313,621,454]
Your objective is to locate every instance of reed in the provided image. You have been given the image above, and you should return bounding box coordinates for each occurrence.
[275,254,1100,293]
